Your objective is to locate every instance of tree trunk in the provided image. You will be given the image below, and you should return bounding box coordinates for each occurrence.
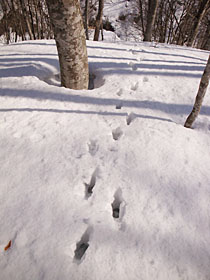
[143,0,159,42]
[84,0,89,40]
[94,0,104,41]
[187,0,210,47]
[19,0,34,40]
[27,0,36,39]
[46,0,89,90]
[184,54,210,128]
[138,0,145,37]
[201,20,210,50]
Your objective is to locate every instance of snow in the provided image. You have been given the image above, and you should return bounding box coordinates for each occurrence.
[0,38,210,280]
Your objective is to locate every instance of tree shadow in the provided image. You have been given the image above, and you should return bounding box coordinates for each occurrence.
[0,107,174,123]
[1,88,210,116]
[0,49,206,80]
[87,44,207,63]
[89,61,205,78]
[7,41,56,46]
[143,59,205,66]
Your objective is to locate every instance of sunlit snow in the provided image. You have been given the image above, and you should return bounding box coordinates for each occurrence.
[0,36,210,280]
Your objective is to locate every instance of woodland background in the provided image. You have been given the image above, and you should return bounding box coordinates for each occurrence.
[0,0,210,50]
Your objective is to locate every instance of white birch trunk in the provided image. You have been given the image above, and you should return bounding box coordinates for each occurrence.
[46,0,89,90]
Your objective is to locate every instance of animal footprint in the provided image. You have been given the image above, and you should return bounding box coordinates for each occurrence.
[116,101,123,109]
[74,226,93,262]
[126,113,136,125]
[116,88,124,96]
[131,82,139,91]
[112,127,123,141]
[88,140,99,156]
[84,168,99,199]
[111,188,126,219]
[131,50,138,55]
[129,62,138,71]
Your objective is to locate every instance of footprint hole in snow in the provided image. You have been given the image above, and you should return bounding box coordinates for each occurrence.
[88,140,99,156]
[74,226,93,262]
[126,112,136,125]
[129,62,138,71]
[84,168,99,198]
[112,188,125,219]
[116,102,123,109]
[116,89,124,96]
[131,82,139,91]
[112,127,123,141]
[131,50,138,55]
[143,76,149,82]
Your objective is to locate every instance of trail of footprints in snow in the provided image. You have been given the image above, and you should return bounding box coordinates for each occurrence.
[76,171,125,263]
[112,112,136,141]
[77,83,136,262]
[74,188,125,262]
[77,55,141,260]
[114,47,143,132]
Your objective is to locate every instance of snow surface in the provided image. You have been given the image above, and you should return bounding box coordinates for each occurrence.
[0,38,210,280]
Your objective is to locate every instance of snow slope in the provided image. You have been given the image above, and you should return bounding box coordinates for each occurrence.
[0,39,210,280]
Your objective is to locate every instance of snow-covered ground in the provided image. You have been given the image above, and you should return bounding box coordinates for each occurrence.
[0,38,210,280]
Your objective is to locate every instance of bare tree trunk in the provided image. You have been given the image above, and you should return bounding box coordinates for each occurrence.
[138,0,145,36]
[201,20,210,50]
[1,0,10,44]
[46,0,89,90]
[19,0,34,40]
[143,0,159,42]
[100,22,104,40]
[84,0,89,40]
[27,0,36,39]
[184,54,210,128]
[187,0,210,47]
[94,0,104,41]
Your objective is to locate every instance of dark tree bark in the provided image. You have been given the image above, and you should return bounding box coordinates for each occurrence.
[138,0,145,36]
[1,0,11,44]
[143,0,159,42]
[201,20,210,50]
[27,0,36,39]
[46,0,89,90]
[93,0,104,41]
[19,0,34,40]
[84,0,89,40]
[184,54,210,128]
